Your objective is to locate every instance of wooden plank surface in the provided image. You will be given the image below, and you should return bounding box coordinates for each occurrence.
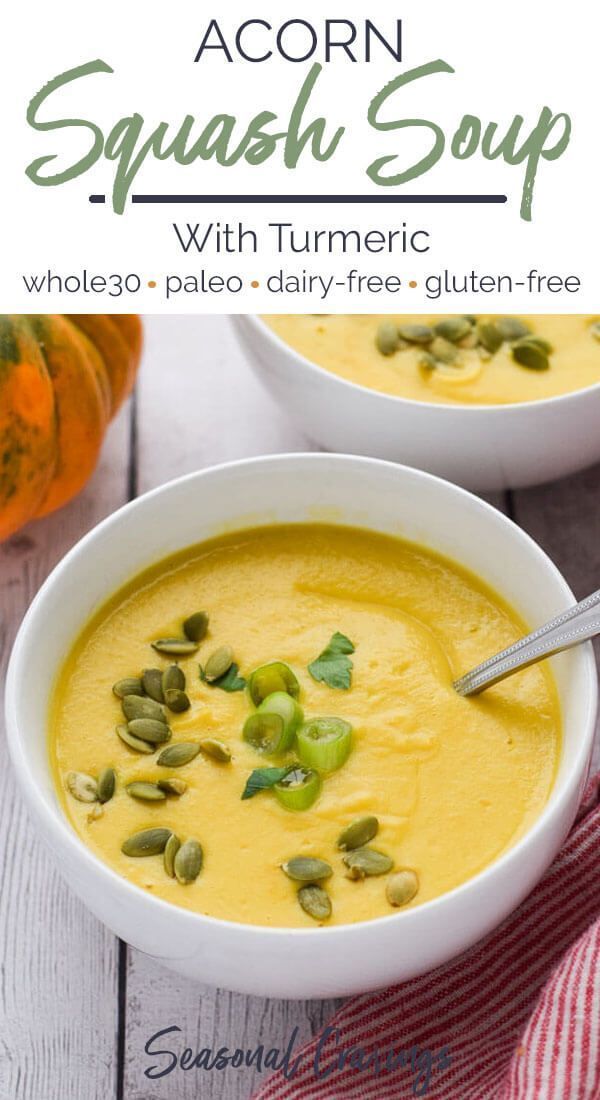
[0,409,132,1100]
[1,315,598,1100]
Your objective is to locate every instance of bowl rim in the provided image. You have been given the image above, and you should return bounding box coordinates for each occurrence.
[5,453,598,941]
[239,314,600,414]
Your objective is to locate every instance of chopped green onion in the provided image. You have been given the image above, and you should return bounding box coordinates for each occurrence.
[274,766,321,811]
[296,717,353,773]
[243,712,285,754]
[247,661,300,706]
[256,691,304,752]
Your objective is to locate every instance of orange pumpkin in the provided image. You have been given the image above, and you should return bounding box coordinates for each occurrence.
[0,314,142,541]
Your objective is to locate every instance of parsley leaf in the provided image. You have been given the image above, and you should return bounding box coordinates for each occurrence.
[241,766,291,801]
[199,662,246,692]
[308,631,355,690]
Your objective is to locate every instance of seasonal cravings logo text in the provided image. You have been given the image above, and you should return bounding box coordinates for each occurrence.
[25,18,571,219]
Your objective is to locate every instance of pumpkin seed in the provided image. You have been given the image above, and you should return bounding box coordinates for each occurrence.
[142,668,165,703]
[496,316,531,342]
[121,694,166,724]
[477,322,503,354]
[157,778,187,796]
[183,611,209,642]
[281,857,333,882]
[156,742,201,767]
[430,336,458,364]
[590,321,600,342]
[343,847,394,880]
[164,688,191,713]
[375,322,400,356]
[162,664,185,694]
[126,781,167,802]
[116,723,155,754]
[512,343,549,371]
[336,815,379,851]
[164,833,181,877]
[398,323,433,344]
[199,738,232,763]
[514,335,553,355]
[112,677,144,699]
[128,718,172,745]
[203,645,234,682]
[97,767,116,804]
[66,772,98,803]
[418,352,437,373]
[298,884,332,922]
[434,317,472,343]
[122,827,172,857]
[151,638,199,657]
[174,839,203,884]
[386,870,419,907]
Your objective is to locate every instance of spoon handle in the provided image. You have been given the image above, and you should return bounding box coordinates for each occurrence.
[454,588,600,697]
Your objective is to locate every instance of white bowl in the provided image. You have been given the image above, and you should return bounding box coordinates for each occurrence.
[5,455,597,998]
[232,316,600,492]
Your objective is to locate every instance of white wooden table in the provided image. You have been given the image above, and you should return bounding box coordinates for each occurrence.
[1,316,598,1100]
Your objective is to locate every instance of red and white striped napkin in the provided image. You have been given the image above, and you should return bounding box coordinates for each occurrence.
[253,774,600,1100]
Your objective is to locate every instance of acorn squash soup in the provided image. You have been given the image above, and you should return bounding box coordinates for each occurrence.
[51,524,560,928]
[263,315,600,404]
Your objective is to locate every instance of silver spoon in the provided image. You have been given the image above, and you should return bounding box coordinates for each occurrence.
[454,588,600,697]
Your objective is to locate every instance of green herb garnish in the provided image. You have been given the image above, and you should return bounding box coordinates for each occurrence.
[200,662,246,692]
[308,632,355,690]
[241,766,292,800]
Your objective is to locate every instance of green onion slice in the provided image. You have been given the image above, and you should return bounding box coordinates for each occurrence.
[247,661,300,706]
[256,691,304,753]
[296,717,353,773]
[274,766,321,812]
[243,712,285,755]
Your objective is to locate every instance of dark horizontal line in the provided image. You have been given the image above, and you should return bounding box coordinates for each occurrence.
[89,193,507,205]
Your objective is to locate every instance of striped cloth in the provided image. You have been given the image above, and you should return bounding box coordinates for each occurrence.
[253,775,600,1100]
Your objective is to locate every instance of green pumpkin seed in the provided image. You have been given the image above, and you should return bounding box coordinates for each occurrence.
[398,323,433,345]
[477,322,503,354]
[375,322,400,356]
[174,839,203,884]
[418,352,437,373]
[157,778,187,796]
[164,688,191,713]
[281,857,333,882]
[164,833,181,877]
[142,668,165,703]
[126,781,167,802]
[513,335,553,355]
[183,611,209,643]
[203,645,234,682]
[590,321,600,342]
[112,677,144,699]
[298,884,332,921]
[116,723,155,754]
[386,870,419,907]
[512,343,549,371]
[122,827,172,857]
[127,719,172,745]
[66,772,98,803]
[162,664,185,694]
[434,317,472,343]
[121,694,166,724]
[336,815,379,851]
[156,742,201,767]
[343,847,394,880]
[430,336,458,364]
[151,638,199,657]
[199,738,232,763]
[496,317,531,342]
[97,767,116,804]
